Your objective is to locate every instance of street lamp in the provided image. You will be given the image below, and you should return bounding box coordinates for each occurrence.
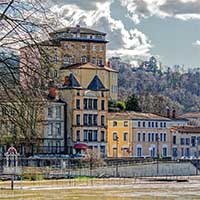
[156,134,159,176]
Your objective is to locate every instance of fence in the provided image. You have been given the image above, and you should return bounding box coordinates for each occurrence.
[0,157,199,179]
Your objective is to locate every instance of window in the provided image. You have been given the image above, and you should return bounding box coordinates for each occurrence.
[138,132,141,142]
[48,123,53,135]
[155,122,158,128]
[191,136,196,147]
[173,135,176,145]
[84,99,87,109]
[82,45,86,50]
[138,121,141,127]
[163,122,166,127]
[76,130,80,141]
[93,130,98,141]
[88,114,92,126]
[81,56,87,63]
[113,132,118,141]
[172,147,178,157]
[93,115,97,126]
[143,133,145,142]
[88,130,93,142]
[160,133,163,142]
[148,122,151,127]
[63,55,70,65]
[137,147,142,157]
[56,141,61,153]
[76,114,80,126]
[113,121,117,127]
[89,99,93,109]
[151,122,154,128]
[77,90,80,96]
[93,99,98,110]
[99,46,103,52]
[124,132,128,141]
[186,138,190,145]
[156,133,159,141]
[143,121,145,127]
[84,130,88,141]
[185,148,190,157]
[76,99,80,109]
[54,70,58,78]
[124,121,128,127]
[55,123,61,136]
[48,107,53,118]
[148,133,151,142]
[92,45,96,51]
[101,131,105,142]
[151,133,154,142]
[163,133,166,142]
[101,100,105,110]
[92,57,96,64]
[160,122,163,128]
[101,115,105,126]
[83,114,88,125]
[180,138,185,145]
[162,147,167,157]
[56,107,61,119]
[98,58,103,65]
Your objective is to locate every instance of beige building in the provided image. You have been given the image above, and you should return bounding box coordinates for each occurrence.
[171,126,200,159]
[20,26,118,156]
[107,112,189,158]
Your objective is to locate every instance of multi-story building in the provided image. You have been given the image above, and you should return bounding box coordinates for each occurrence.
[171,126,200,159]
[20,25,118,156]
[107,112,132,157]
[107,112,189,158]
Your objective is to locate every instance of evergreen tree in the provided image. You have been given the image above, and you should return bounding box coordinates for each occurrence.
[126,94,141,111]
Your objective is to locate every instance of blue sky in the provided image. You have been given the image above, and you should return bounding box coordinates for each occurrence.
[49,0,200,68]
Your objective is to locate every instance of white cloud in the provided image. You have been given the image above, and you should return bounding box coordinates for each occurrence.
[50,0,152,62]
[120,0,200,23]
[192,40,200,46]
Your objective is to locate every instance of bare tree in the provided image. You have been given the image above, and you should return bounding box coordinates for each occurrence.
[0,0,59,154]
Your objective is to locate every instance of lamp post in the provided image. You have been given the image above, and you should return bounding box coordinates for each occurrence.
[156,134,159,176]
[196,137,199,175]
[116,135,119,177]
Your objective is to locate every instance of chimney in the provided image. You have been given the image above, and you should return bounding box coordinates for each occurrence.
[172,108,176,119]
[166,106,170,118]
[49,86,58,99]
[76,24,80,38]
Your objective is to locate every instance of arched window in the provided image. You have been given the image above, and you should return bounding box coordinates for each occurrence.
[81,56,87,63]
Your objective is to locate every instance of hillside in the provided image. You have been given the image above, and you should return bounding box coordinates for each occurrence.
[114,61,200,114]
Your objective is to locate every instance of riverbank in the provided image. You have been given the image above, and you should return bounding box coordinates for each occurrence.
[1,175,200,190]
[1,177,200,200]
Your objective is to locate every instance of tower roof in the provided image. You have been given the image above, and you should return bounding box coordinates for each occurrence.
[87,74,107,91]
[63,73,81,88]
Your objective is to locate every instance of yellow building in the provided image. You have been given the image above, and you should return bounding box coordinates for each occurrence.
[107,112,175,158]
[107,112,132,157]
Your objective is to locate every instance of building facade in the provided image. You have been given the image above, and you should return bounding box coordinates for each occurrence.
[107,112,189,158]
[171,126,200,159]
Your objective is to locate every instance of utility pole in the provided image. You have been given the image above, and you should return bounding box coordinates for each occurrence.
[116,135,119,177]
[156,134,159,176]
[196,137,199,175]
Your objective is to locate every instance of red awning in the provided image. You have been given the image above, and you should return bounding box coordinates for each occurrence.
[74,143,88,150]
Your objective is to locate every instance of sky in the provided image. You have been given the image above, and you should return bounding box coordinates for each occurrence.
[48,0,200,68]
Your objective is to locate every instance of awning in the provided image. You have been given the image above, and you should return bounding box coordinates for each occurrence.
[74,143,88,150]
